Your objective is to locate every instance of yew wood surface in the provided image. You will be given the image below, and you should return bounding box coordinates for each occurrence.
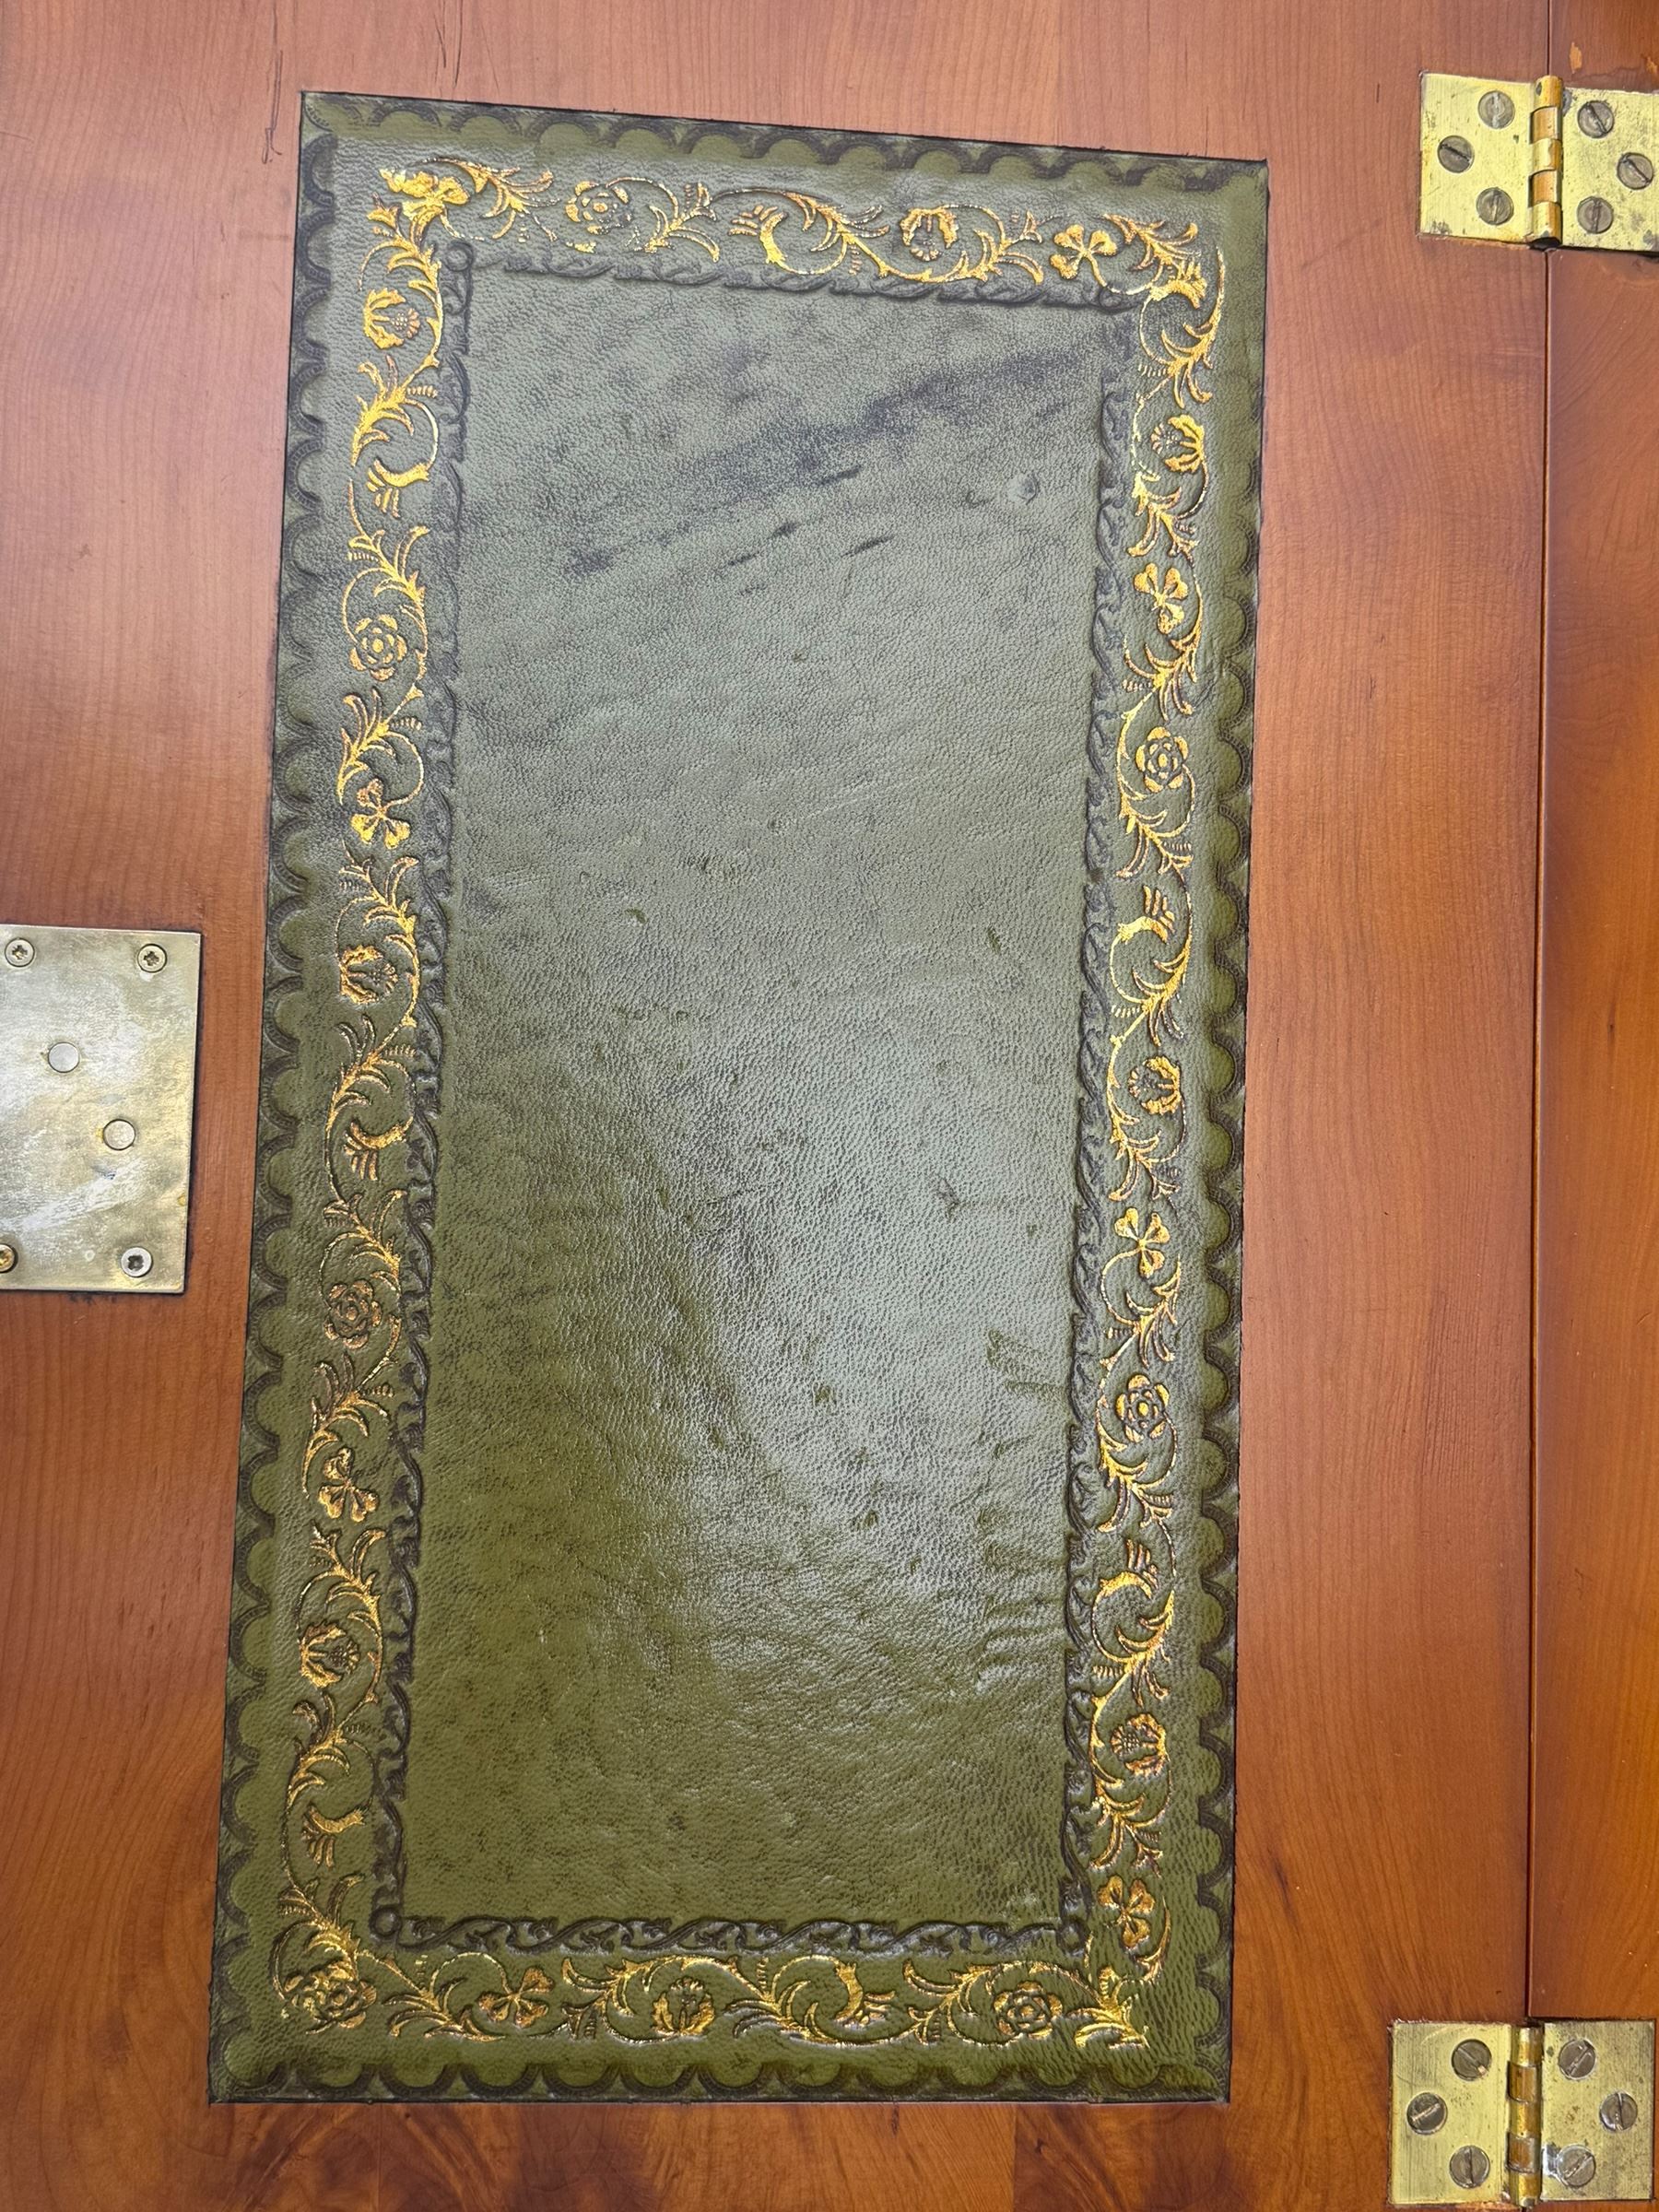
[1532,4,1659,2172]
[0,0,1545,2205]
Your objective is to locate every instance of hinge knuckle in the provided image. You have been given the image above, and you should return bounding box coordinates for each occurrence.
[1508,2027,1544,2204]
[1528,76,1564,245]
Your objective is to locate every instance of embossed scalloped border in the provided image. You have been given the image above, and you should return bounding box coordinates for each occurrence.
[211,94,1262,2101]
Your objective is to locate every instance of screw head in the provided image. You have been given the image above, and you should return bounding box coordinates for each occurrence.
[1559,2037,1598,2079]
[1438,134,1476,173]
[1477,186,1515,227]
[1618,151,1655,190]
[1601,2090,1639,2132]
[0,1242,17,1273]
[1406,2092,1448,2136]
[1553,2144,1597,2191]
[1448,2145,1491,2192]
[1477,89,1516,129]
[102,1118,136,1151]
[1452,2037,1493,2081]
[1579,195,1616,234]
[1578,97,1616,137]
[45,1041,81,1073]
[135,942,167,974]
[118,1245,153,1279]
[5,936,35,967]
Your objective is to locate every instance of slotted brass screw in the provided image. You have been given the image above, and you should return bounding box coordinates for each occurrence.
[1449,2145,1491,2191]
[1406,2092,1448,2135]
[1452,2038,1492,2081]
[1554,2144,1597,2190]
[0,1242,17,1273]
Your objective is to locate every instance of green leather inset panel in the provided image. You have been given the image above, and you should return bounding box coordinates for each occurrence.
[406,276,1099,1931]
[211,95,1265,2100]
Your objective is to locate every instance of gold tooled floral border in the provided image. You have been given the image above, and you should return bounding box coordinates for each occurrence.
[214,99,1256,2100]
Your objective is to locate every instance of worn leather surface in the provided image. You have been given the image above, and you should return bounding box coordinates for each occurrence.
[212,96,1265,2100]
[409,275,1096,1930]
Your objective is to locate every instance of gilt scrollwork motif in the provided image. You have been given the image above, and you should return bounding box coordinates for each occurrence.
[270,147,1223,2065]
[1085,221,1222,1990]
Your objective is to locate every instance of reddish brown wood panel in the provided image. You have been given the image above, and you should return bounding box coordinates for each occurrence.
[0,1,1542,2206]
[1533,0,1659,2100]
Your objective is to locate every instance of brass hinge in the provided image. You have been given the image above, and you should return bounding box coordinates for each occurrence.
[1392,2020,1655,2205]
[1420,74,1659,252]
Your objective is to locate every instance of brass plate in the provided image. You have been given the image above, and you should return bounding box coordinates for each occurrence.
[0,924,200,1293]
[1392,2020,1510,2206]
[1538,2018,1654,2203]
[1419,74,1532,245]
[1559,88,1659,253]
